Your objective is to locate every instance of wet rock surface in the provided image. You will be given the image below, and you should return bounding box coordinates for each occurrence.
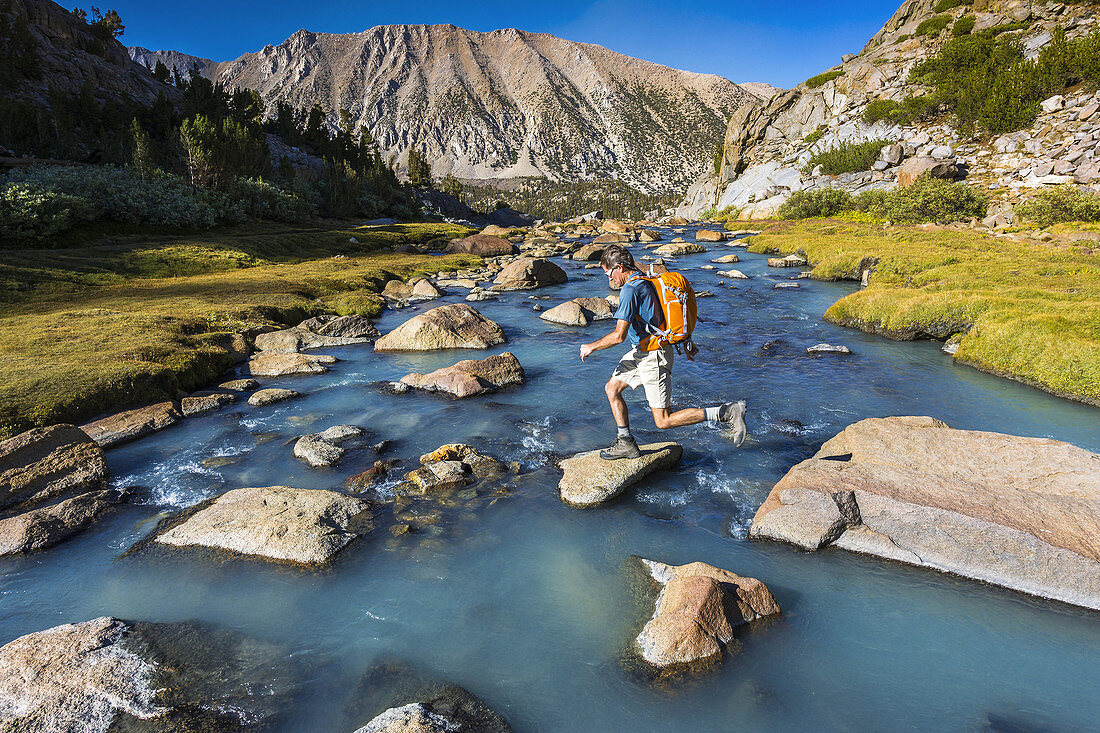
[0,616,296,732]
[540,297,614,326]
[293,425,367,467]
[0,488,127,556]
[79,402,182,449]
[445,233,517,256]
[154,486,373,564]
[247,388,301,406]
[180,391,238,416]
[750,416,1100,609]
[253,326,373,353]
[0,425,108,508]
[558,442,683,507]
[247,352,336,377]
[401,352,525,398]
[375,304,506,351]
[633,558,781,673]
[491,257,568,291]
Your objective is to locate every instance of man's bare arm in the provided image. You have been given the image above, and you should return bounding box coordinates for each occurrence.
[580,320,630,361]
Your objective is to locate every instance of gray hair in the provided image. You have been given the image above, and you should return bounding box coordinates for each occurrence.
[599,244,635,271]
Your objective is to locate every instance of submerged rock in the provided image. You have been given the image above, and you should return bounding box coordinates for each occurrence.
[247,388,301,406]
[0,616,296,732]
[398,444,508,496]
[558,442,682,507]
[155,486,373,564]
[490,257,568,291]
[1,424,108,508]
[247,352,336,377]
[400,352,525,398]
[749,416,1100,610]
[79,402,182,449]
[633,558,781,673]
[0,488,127,556]
[375,304,506,351]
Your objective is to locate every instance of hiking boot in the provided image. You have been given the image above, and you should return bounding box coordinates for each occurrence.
[600,435,642,460]
[718,400,748,447]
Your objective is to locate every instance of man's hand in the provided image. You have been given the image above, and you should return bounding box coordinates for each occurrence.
[580,343,595,361]
[683,340,699,362]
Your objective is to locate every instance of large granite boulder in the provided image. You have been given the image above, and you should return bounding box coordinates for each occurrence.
[491,258,567,291]
[897,157,958,186]
[79,402,182,449]
[0,616,295,732]
[0,425,107,508]
[155,486,373,564]
[558,442,682,507]
[445,234,517,256]
[374,304,506,351]
[0,489,127,556]
[633,559,781,673]
[247,388,300,406]
[695,230,725,242]
[247,352,336,377]
[298,314,380,339]
[539,297,614,327]
[749,417,1100,610]
[293,425,366,467]
[180,391,237,416]
[572,243,606,261]
[400,352,525,398]
[654,243,706,257]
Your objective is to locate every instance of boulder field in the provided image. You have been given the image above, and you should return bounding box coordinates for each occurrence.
[749,416,1100,610]
[558,442,682,507]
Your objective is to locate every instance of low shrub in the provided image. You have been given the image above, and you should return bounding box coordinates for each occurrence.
[853,175,988,223]
[777,189,854,219]
[916,14,953,36]
[0,183,94,240]
[805,128,826,146]
[805,70,845,89]
[1016,186,1100,226]
[804,139,889,175]
[933,0,968,11]
[953,15,976,36]
[862,95,939,125]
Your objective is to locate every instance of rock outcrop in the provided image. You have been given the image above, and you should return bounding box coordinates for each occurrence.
[558,442,682,507]
[633,558,781,672]
[0,425,107,508]
[0,616,295,731]
[749,416,1100,610]
[400,352,525,398]
[445,234,517,256]
[374,304,506,351]
[491,257,568,291]
[155,486,373,564]
[79,402,182,449]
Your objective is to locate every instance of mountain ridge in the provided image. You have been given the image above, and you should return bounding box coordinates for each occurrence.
[130,23,759,193]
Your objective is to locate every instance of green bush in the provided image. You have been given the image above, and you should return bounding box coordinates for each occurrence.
[778,189,854,219]
[980,21,1030,37]
[805,128,826,146]
[805,70,845,89]
[862,95,940,125]
[933,0,968,11]
[916,14,953,36]
[804,139,889,175]
[953,15,976,36]
[0,183,94,240]
[853,175,988,223]
[1016,186,1100,226]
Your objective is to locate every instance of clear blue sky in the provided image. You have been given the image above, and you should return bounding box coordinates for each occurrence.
[110,0,901,89]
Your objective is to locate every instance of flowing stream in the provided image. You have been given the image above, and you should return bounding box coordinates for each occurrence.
[2,226,1098,731]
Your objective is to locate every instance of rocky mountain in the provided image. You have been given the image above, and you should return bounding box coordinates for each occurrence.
[3,0,172,107]
[738,82,784,101]
[131,24,756,193]
[128,45,215,78]
[677,0,1100,219]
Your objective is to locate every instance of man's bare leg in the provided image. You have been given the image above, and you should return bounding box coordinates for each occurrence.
[605,377,631,430]
[652,403,749,446]
[650,407,706,429]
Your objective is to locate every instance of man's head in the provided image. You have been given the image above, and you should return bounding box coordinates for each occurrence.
[600,244,636,288]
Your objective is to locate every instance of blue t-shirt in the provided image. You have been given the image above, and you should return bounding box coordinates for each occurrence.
[614,275,663,347]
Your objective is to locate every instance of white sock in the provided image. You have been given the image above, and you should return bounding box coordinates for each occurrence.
[617,425,632,438]
[704,406,721,421]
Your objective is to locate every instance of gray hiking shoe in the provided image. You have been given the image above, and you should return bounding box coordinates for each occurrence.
[600,435,642,460]
[718,400,748,447]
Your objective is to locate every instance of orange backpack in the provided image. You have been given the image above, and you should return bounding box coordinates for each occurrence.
[632,268,697,352]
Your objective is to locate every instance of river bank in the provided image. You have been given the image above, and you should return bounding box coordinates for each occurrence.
[0,221,479,438]
[740,218,1100,406]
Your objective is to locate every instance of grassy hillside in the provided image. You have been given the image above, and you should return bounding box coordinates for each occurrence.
[0,221,479,437]
[743,220,1100,406]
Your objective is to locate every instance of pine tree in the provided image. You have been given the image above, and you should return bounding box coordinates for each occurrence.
[129,118,155,179]
[407,148,431,188]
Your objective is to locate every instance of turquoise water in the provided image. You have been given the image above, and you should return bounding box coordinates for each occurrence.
[2,227,1098,731]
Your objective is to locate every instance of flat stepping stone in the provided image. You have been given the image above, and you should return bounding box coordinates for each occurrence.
[155,486,372,564]
[807,343,851,354]
[400,352,525,398]
[558,442,682,507]
[247,388,300,406]
[79,402,182,448]
[247,352,336,377]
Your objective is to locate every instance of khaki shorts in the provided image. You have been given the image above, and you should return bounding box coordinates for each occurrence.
[612,345,674,409]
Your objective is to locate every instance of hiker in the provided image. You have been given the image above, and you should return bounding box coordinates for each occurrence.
[579,244,747,460]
